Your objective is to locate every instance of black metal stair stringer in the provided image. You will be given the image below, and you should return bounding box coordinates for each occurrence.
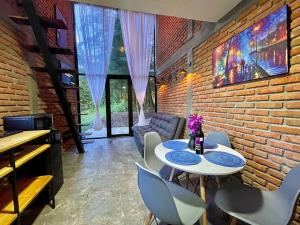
[21,0,84,153]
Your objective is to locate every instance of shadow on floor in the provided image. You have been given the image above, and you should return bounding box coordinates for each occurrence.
[21,137,247,225]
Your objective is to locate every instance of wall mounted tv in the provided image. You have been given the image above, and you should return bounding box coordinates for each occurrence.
[212,5,288,87]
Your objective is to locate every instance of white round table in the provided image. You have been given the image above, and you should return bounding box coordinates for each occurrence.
[155,139,246,225]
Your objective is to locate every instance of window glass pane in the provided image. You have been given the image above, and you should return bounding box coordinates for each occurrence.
[76,41,86,74]
[132,77,156,125]
[108,17,130,75]
[75,4,157,134]
[76,13,155,77]
[149,44,155,76]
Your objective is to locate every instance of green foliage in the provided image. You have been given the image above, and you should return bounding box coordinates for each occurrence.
[76,14,156,130]
[111,102,127,112]
[108,17,130,75]
[79,76,94,109]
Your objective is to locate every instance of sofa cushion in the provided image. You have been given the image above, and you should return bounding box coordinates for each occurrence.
[132,125,152,134]
[132,113,183,156]
[150,113,179,140]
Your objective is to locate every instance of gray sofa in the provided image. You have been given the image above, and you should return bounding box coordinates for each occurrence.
[132,113,185,156]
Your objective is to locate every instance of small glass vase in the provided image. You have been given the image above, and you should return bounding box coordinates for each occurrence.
[188,133,195,150]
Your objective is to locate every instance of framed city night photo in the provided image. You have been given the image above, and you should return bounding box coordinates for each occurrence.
[212,5,288,87]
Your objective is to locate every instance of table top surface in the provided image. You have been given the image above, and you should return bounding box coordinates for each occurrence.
[155,139,246,176]
[0,130,50,154]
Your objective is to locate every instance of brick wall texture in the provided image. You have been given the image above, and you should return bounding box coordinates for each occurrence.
[0,0,77,150]
[157,0,300,223]
[156,15,202,67]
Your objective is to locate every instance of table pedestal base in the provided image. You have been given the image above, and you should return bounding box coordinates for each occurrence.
[200,175,207,225]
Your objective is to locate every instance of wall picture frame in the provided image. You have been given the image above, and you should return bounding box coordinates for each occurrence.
[212,5,288,87]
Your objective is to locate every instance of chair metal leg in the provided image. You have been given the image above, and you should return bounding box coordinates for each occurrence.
[216,176,221,188]
[145,212,153,225]
[49,180,55,209]
[194,177,200,194]
[169,168,175,181]
[153,216,159,225]
[199,175,207,225]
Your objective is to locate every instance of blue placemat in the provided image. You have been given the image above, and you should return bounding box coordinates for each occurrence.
[204,151,245,167]
[165,150,201,165]
[204,141,218,149]
[163,140,188,151]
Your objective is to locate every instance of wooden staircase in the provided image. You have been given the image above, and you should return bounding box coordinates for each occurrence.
[9,0,84,153]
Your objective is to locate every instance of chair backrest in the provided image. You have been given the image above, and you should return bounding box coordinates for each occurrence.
[144,131,164,172]
[174,117,185,139]
[136,163,182,225]
[275,165,300,224]
[205,131,231,148]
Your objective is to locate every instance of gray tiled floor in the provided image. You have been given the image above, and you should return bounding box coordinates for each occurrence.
[24,137,230,225]
[26,137,147,225]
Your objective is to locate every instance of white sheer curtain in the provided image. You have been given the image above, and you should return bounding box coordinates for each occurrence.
[119,10,155,126]
[75,4,117,130]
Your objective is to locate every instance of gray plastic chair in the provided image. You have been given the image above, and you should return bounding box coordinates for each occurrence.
[205,131,231,148]
[215,165,300,225]
[203,132,231,188]
[136,163,206,225]
[144,131,182,180]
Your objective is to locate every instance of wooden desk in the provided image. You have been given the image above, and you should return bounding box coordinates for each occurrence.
[0,130,54,225]
[0,130,50,153]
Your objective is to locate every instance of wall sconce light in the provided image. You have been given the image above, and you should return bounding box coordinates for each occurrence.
[119,46,125,54]
[178,68,187,75]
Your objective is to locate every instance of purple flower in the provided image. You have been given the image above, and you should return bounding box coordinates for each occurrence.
[187,113,203,134]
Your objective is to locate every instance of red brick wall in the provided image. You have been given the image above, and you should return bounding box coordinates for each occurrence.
[156,15,202,67]
[0,0,77,150]
[0,21,32,121]
[36,0,75,53]
[156,16,189,67]
[157,56,188,117]
[157,0,300,222]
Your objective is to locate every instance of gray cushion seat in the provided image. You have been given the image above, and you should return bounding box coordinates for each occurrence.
[132,113,185,156]
[215,165,300,225]
[136,162,206,225]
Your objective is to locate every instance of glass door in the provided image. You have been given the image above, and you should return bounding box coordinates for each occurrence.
[106,76,133,137]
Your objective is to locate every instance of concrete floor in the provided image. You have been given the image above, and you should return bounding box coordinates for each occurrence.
[23,137,232,225]
[85,127,130,138]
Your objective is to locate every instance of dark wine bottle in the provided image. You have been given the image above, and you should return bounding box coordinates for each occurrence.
[195,125,204,154]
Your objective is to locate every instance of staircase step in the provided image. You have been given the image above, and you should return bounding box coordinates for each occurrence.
[9,15,67,29]
[20,0,84,153]
[63,86,79,90]
[22,45,73,55]
[73,113,88,116]
[76,123,89,126]
[31,66,77,74]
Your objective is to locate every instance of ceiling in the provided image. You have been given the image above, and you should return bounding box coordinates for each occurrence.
[70,0,242,22]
